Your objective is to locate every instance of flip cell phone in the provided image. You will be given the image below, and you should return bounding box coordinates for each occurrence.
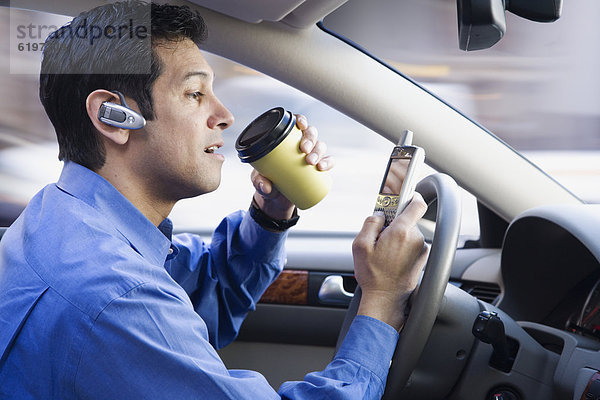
[374,130,425,229]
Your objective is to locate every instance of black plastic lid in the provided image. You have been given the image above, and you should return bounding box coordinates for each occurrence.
[235,107,295,163]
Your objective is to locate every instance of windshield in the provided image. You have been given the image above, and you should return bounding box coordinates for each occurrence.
[1,2,597,240]
[322,0,600,203]
[0,7,452,236]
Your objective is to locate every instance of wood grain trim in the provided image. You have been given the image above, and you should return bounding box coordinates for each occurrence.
[260,270,308,305]
[580,372,600,400]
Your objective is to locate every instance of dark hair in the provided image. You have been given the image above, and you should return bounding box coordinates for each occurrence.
[39,1,207,170]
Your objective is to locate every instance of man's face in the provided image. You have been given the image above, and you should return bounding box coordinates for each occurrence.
[129,39,234,202]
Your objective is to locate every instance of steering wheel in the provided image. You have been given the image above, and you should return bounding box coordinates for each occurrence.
[336,173,462,399]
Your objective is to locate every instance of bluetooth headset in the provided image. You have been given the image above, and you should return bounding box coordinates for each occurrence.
[98,90,146,130]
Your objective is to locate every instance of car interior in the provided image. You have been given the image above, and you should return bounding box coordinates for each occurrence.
[2,0,600,399]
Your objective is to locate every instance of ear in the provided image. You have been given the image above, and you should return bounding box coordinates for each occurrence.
[86,89,131,145]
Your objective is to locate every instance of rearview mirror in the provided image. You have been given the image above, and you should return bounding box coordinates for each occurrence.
[457,0,562,51]
[457,0,506,51]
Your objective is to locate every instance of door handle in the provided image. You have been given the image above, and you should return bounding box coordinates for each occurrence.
[318,275,354,306]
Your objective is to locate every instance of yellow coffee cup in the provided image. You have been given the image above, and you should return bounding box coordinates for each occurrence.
[235,107,331,210]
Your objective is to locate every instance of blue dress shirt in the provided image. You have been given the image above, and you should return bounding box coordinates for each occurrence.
[0,161,399,399]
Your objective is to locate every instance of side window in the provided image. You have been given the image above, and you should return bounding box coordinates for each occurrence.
[0,8,69,225]
[173,53,481,243]
[0,8,481,244]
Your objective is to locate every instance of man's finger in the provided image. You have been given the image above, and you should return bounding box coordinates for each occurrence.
[251,171,274,197]
[352,213,385,256]
[317,155,335,171]
[306,140,327,165]
[300,126,318,154]
[295,114,308,130]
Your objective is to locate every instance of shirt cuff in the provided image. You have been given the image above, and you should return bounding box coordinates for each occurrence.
[334,315,399,386]
[239,210,288,267]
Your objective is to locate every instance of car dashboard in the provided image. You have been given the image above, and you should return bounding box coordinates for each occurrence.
[454,203,600,398]
[500,204,600,337]
[230,202,600,398]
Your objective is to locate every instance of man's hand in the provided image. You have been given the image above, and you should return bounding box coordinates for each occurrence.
[353,193,429,331]
[251,114,334,220]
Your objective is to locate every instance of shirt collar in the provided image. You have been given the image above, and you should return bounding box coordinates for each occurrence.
[56,161,172,266]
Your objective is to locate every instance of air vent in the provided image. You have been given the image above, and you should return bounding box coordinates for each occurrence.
[456,281,501,304]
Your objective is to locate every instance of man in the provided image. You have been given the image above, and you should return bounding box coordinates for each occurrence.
[0,2,428,399]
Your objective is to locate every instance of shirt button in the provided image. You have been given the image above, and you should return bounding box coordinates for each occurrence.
[168,247,174,255]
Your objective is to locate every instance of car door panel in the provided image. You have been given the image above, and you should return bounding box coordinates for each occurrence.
[219,236,503,387]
